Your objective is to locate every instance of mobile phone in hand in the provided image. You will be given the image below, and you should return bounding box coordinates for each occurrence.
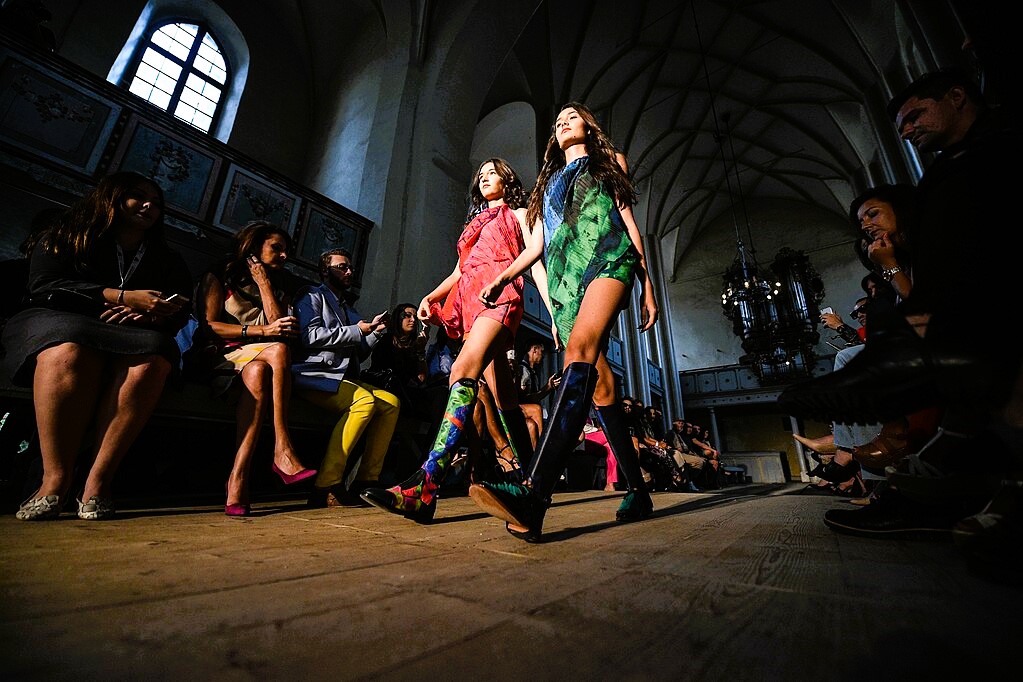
[820,306,833,315]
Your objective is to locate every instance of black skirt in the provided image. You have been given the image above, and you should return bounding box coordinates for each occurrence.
[1,307,181,386]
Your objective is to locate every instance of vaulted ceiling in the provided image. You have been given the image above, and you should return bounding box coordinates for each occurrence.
[476,0,968,281]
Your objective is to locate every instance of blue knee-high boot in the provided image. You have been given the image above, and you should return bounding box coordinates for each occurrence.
[469,362,598,541]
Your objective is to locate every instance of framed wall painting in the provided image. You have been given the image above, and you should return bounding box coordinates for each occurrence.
[295,203,364,268]
[213,163,300,235]
[0,52,121,176]
[109,115,221,220]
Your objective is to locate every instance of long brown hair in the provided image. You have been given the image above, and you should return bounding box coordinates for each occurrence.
[223,220,292,289]
[465,157,527,223]
[40,171,166,269]
[526,102,637,228]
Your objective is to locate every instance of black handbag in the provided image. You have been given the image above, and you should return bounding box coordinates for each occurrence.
[361,367,399,392]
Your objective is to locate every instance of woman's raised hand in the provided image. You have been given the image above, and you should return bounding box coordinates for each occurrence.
[417,297,432,321]
[246,254,269,282]
[867,234,896,268]
[478,279,503,308]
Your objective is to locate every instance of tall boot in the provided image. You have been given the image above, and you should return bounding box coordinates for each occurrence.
[594,403,654,521]
[361,378,477,523]
[469,362,598,541]
[496,407,532,481]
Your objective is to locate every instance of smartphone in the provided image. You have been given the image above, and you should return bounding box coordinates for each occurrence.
[164,293,190,304]
[820,306,833,315]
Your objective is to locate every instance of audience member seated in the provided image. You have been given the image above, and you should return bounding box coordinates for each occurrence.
[665,417,709,491]
[193,220,316,517]
[2,172,191,521]
[804,193,939,500]
[516,341,558,411]
[366,301,429,413]
[779,70,1022,563]
[634,405,692,492]
[291,248,400,508]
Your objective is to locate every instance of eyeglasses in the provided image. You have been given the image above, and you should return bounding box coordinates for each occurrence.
[328,263,353,272]
[850,306,867,317]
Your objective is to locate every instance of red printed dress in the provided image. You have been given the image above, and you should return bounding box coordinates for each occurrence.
[429,204,525,339]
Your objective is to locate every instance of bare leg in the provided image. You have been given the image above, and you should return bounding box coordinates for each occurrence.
[227,360,270,506]
[449,317,507,385]
[564,278,629,406]
[254,342,305,475]
[520,403,542,447]
[84,354,171,501]
[31,343,104,498]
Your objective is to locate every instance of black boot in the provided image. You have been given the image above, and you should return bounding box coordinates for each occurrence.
[469,362,598,542]
[594,403,653,522]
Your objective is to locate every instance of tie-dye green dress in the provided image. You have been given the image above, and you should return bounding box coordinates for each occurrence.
[542,156,638,340]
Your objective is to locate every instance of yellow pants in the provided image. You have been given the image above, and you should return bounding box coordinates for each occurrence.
[300,380,401,488]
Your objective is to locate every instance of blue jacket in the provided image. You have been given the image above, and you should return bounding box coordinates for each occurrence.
[291,282,382,392]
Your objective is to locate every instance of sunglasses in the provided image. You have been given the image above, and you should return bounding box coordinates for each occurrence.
[328,263,353,272]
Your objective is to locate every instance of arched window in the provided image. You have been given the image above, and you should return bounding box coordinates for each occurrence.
[123,22,227,134]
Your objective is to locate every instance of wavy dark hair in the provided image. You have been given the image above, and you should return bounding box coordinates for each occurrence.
[40,171,165,269]
[466,158,527,223]
[387,301,419,338]
[222,220,292,289]
[526,101,637,228]
[848,183,916,275]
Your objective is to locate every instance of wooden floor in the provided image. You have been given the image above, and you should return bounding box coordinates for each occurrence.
[0,483,1017,681]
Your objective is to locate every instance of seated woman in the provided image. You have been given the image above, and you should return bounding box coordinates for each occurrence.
[366,301,429,414]
[2,171,191,520]
[195,220,316,517]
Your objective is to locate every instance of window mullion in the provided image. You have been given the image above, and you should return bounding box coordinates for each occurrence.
[168,29,205,111]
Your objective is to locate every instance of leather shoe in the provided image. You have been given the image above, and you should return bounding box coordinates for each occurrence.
[823,487,967,539]
[851,418,911,469]
[793,433,837,455]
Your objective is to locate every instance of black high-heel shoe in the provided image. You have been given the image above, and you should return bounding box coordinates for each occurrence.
[816,458,861,484]
[831,474,866,498]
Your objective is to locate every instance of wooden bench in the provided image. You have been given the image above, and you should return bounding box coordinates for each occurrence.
[0,373,432,509]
